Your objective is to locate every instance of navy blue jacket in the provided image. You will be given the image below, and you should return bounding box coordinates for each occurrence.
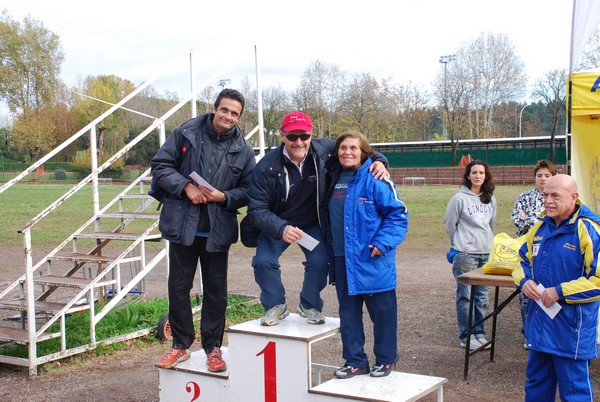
[247,139,388,240]
[247,139,333,240]
[150,114,255,251]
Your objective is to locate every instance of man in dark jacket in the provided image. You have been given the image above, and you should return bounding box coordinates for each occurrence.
[247,111,387,326]
[152,89,256,371]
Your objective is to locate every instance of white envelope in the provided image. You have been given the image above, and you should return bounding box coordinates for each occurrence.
[535,283,562,319]
[190,171,216,191]
[296,231,319,251]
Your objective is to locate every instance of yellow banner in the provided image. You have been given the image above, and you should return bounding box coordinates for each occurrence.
[571,72,600,116]
[571,116,600,214]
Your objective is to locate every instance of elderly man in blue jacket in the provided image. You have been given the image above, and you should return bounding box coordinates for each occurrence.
[513,174,600,401]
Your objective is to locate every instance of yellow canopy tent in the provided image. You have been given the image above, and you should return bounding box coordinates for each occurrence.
[569,71,600,214]
[568,0,600,214]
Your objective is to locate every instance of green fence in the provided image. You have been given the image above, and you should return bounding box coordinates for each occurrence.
[383,145,567,168]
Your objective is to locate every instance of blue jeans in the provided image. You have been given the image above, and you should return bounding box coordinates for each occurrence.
[252,225,328,312]
[452,252,490,341]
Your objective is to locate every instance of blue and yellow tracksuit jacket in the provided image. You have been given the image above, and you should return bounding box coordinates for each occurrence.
[512,201,600,360]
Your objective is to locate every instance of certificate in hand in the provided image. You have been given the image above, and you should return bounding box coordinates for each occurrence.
[296,230,319,251]
[190,171,216,191]
[535,283,562,319]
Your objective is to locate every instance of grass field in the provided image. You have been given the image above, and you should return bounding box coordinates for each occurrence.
[0,184,142,247]
[0,183,533,250]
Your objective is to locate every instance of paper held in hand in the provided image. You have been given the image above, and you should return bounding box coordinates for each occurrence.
[190,171,216,191]
[296,230,319,251]
[535,283,562,319]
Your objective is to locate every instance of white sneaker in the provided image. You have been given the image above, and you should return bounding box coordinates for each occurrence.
[476,336,492,350]
[460,335,481,350]
[260,304,289,326]
[297,305,325,325]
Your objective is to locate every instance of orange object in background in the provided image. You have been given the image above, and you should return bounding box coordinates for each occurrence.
[458,154,473,168]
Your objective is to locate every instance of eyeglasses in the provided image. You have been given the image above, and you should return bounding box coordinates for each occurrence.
[285,133,311,141]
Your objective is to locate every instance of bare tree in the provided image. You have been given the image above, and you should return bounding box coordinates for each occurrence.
[434,32,527,165]
[199,86,215,114]
[390,82,431,142]
[576,28,600,71]
[435,56,473,165]
[462,32,527,137]
[531,69,567,162]
[340,73,381,140]
[292,60,344,138]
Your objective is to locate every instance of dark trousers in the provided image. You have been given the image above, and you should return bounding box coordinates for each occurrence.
[168,236,228,353]
[334,256,398,368]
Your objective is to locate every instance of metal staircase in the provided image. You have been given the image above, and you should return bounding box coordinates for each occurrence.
[0,61,238,375]
[0,131,170,377]
[0,47,267,376]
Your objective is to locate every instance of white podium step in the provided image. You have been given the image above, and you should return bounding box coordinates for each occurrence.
[227,312,341,341]
[158,348,229,401]
[158,314,448,401]
[163,348,229,377]
[310,371,448,402]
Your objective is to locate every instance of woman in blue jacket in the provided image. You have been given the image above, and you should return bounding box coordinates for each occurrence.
[325,131,409,379]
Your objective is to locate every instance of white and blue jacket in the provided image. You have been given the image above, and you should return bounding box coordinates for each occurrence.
[325,158,408,295]
[513,201,600,360]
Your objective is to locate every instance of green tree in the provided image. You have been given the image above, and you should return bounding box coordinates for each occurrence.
[74,75,136,157]
[0,11,64,117]
[0,11,65,161]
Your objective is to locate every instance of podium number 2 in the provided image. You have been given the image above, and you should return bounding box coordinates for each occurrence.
[257,341,277,402]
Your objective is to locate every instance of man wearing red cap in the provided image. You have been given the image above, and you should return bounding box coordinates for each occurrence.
[247,111,388,326]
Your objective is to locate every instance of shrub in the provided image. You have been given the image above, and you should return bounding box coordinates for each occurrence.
[71,149,125,180]
[53,169,67,180]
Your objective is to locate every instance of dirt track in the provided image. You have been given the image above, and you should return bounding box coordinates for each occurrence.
[0,241,598,401]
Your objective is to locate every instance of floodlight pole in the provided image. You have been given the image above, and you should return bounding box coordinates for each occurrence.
[218,79,231,91]
[439,54,456,137]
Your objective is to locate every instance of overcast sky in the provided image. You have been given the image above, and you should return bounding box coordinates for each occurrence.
[3,0,575,101]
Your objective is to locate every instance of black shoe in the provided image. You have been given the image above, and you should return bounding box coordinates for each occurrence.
[370,362,394,377]
[334,365,369,379]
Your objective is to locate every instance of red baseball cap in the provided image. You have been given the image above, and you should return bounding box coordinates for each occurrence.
[280,111,312,133]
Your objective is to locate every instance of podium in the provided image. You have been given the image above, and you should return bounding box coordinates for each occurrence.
[157,313,447,401]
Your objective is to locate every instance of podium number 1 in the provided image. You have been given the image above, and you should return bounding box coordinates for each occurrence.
[257,341,277,402]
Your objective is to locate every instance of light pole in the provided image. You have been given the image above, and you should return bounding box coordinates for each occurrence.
[519,103,531,138]
[218,79,231,90]
[439,54,456,137]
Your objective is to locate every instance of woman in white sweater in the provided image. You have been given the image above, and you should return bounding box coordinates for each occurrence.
[444,160,497,350]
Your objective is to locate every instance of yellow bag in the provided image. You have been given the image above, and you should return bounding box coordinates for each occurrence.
[482,233,525,275]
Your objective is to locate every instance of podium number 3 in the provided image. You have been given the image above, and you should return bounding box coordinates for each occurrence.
[257,341,277,402]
